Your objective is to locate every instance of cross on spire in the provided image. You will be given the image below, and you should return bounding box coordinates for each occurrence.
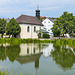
[37,4,39,10]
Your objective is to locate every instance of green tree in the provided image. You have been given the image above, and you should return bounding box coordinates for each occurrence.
[61,12,74,34]
[0,18,7,38]
[7,18,21,37]
[40,18,43,22]
[43,33,50,38]
[52,12,75,37]
[52,17,65,37]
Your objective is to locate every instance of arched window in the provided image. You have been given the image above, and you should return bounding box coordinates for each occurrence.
[34,26,36,32]
[27,26,29,32]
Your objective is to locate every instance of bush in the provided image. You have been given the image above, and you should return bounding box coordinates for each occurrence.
[70,33,73,36]
[53,29,60,37]
[43,33,50,38]
[73,34,75,37]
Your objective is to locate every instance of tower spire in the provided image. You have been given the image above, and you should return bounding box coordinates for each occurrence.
[36,4,40,20]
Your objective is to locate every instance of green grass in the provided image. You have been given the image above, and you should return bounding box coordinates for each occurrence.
[0,38,75,46]
[0,70,34,75]
[0,38,52,44]
[52,39,75,47]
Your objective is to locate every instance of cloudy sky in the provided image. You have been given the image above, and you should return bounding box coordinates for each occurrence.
[0,0,75,19]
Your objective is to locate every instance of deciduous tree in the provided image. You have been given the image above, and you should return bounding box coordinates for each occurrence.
[52,12,75,37]
[7,18,21,37]
[0,18,7,38]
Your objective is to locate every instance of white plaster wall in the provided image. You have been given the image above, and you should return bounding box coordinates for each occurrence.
[19,24,31,38]
[31,25,41,38]
[18,24,43,39]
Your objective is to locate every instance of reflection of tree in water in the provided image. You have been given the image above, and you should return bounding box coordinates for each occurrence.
[0,45,6,61]
[0,44,20,62]
[35,58,39,69]
[51,43,75,70]
[6,45,20,62]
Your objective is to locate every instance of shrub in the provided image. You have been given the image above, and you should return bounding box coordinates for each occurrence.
[73,34,75,37]
[70,33,73,36]
[43,33,50,38]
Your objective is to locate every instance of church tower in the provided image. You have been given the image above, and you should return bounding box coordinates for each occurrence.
[36,6,40,20]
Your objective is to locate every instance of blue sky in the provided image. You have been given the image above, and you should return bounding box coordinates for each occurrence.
[0,0,75,19]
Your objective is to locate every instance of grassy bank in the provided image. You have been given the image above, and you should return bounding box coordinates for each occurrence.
[0,38,75,45]
[0,38,52,44]
[52,39,75,47]
[0,70,34,75]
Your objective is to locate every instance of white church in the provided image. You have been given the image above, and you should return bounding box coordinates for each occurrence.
[16,15,43,39]
[16,8,43,39]
[15,7,70,39]
[16,7,55,39]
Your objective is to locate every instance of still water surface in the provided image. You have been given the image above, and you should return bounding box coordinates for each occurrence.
[0,43,75,75]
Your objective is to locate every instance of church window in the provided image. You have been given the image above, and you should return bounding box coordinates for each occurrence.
[27,26,29,32]
[34,26,36,32]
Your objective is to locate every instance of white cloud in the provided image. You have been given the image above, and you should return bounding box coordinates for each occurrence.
[0,0,75,18]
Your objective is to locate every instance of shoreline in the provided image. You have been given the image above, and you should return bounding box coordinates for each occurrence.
[0,38,75,45]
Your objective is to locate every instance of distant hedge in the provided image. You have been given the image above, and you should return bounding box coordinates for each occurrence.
[43,33,50,38]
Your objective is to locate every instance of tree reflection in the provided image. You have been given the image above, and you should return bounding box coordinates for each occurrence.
[0,43,43,64]
[51,43,75,70]
[0,45,6,61]
[35,58,39,69]
[0,44,20,62]
[6,45,20,62]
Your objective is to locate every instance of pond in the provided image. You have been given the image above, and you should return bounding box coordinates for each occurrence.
[0,43,75,75]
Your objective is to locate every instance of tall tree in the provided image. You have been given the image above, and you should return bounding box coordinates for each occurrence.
[7,18,21,37]
[52,17,65,37]
[0,18,7,38]
[52,12,75,37]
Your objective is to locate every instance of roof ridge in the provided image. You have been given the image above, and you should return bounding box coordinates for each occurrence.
[21,14,37,18]
[16,15,43,26]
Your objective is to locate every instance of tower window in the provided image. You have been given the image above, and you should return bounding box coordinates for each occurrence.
[27,26,29,32]
[34,26,36,32]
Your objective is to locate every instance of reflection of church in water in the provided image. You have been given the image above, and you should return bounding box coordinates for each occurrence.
[16,43,43,69]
